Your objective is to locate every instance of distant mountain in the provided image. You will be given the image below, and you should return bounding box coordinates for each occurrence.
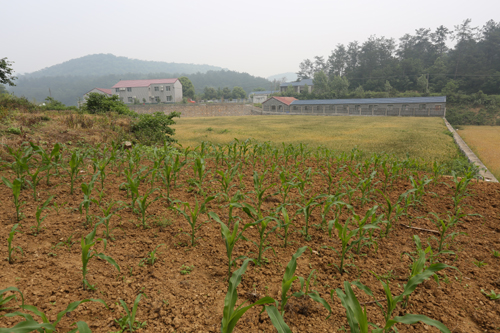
[267,72,298,83]
[25,54,224,78]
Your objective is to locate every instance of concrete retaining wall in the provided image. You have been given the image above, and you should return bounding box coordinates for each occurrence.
[444,119,498,182]
[128,103,253,118]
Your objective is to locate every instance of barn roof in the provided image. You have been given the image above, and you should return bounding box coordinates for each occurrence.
[290,96,446,105]
[263,96,297,105]
[112,79,178,88]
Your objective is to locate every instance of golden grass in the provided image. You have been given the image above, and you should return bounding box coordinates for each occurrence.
[458,126,500,180]
[173,116,458,163]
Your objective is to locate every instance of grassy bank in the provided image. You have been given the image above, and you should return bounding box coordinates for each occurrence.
[174,115,459,164]
[458,126,500,180]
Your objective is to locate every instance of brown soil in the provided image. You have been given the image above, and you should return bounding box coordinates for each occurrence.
[0,138,499,332]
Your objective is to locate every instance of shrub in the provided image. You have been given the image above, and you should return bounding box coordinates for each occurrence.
[40,97,78,111]
[0,94,38,113]
[7,127,21,135]
[131,111,180,145]
[83,93,136,117]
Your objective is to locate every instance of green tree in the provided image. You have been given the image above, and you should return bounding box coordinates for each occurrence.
[83,93,135,116]
[417,74,429,93]
[0,84,7,94]
[330,76,349,98]
[179,76,195,99]
[231,86,246,99]
[313,71,329,95]
[442,80,459,95]
[203,87,217,100]
[0,58,17,86]
[222,87,232,99]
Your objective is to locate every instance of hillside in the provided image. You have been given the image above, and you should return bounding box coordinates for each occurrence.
[267,72,298,82]
[10,70,272,106]
[25,54,224,78]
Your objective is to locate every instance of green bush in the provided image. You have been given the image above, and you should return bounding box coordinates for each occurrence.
[131,111,180,145]
[0,94,39,113]
[83,93,136,117]
[7,127,21,135]
[40,97,78,111]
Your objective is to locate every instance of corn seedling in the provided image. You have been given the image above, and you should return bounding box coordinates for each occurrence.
[493,250,500,258]
[31,195,54,236]
[67,150,86,195]
[4,145,32,186]
[113,294,147,332]
[351,206,381,254]
[99,200,124,240]
[409,173,432,203]
[221,258,289,333]
[2,177,25,221]
[81,222,120,289]
[191,156,207,194]
[428,212,462,254]
[121,169,140,210]
[295,196,323,241]
[473,259,487,268]
[208,211,253,280]
[7,224,23,264]
[276,206,293,248]
[31,142,61,185]
[242,204,278,265]
[25,165,47,201]
[0,286,24,311]
[358,171,377,207]
[481,289,500,300]
[139,244,164,266]
[4,298,107,333]
[217,162,240,200]
[251,170,274,218]
[335,267,451,333]
[79,173,99,227]
[326,217,357,275]
[136,188,160,229]
[180,264,194,275]
[277,170,297,204]
[378,190,404,237]
[171,196,214,246]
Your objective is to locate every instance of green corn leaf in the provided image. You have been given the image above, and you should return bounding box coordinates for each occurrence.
[0,286,24,307]
[384,314,450,333]
[265,305,292,333]
[94,253,121,273]
[19,305,49,323]
[398,263,451,301]
[54,299,108,326]
[0,319,56,333]
[131,293,144,326]
[307,291,332,319]
[68,321,92,333]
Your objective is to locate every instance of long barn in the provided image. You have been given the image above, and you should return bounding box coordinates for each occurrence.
[262,96,446,117]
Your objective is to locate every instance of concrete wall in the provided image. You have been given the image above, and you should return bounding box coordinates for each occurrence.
[262,98,291,112]
[128,103,254,117]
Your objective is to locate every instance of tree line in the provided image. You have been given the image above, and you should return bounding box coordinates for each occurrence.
[292,19,500,97]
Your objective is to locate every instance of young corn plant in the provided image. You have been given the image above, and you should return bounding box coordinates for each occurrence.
[7,224,23,264]
[4,298,107,333]
[139,244,164,266]
[358,171,378,207]
[217,162,240,200]
[191,156,207,194]
[351,206,382,254]
[0,286,24,311]
[221,258,289,333]
[4,145,32,186]
[136,188,160,229]
[326,217,357,275]
[251,170,275,218]
[172,196,214,246]
[409,173,432,204]
[278,246,332,318]
[208,212,252,280]
[277,170,297,204]
[276,206,293,248]
[79,173,99,227]
[67,150,85,195]
[295,196,323,241]
[2,177,25,221]
[114,294,147,332]
[81,222,120,290]
[378,190,404,237]
[98,200,124,240]
[31,195,54,236]
[334,278,450,333]
[428,212,462,255]
[31,142,62,185]
[121,169,140,211]
[25,165,47,201]
[242,204,278,266]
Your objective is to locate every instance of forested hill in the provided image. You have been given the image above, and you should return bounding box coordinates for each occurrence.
[25,54,224,78]
[10,70,272,106]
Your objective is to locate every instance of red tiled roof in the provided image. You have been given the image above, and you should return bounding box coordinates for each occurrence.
[95,88,112,95]
[272,96,297,105]
[112,79,178,88]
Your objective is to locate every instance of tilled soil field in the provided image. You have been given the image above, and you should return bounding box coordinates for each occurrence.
[0,143,499,333]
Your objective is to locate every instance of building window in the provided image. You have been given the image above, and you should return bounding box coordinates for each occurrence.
[127,87,132,92]
[369,105,378,111]
[402,104,409,110]
[329,105,335,111]
[419,104,426,109]
[115,88,120,92]
[435,105,442,111]
[387,105,393,110]
[293,106,298,110]
[155,96,160,103]
[166,96,172,102]
[355,105,361,112]
[154,86,159,91]
[165,86,171,91]
[271,105,276,110]
[128,97,133,103]
[304,106,310,111]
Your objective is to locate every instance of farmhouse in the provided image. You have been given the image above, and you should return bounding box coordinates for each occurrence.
[262,96,297,112]
[262,96,446,117]
[280,78,314,93]
[249,90,279,104]
[111,79,183,104]
[83,87,114,100]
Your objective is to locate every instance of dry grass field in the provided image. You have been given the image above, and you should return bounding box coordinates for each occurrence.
[459,126,500,180]
[174,115,459,164]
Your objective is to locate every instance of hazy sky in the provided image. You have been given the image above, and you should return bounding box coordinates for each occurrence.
[3,0,499,78]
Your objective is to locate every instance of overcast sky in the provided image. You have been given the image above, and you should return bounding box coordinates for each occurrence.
[3,0,499,79]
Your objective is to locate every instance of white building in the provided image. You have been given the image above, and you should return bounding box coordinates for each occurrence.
[111,78,183,104]
[249,90,279,104]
